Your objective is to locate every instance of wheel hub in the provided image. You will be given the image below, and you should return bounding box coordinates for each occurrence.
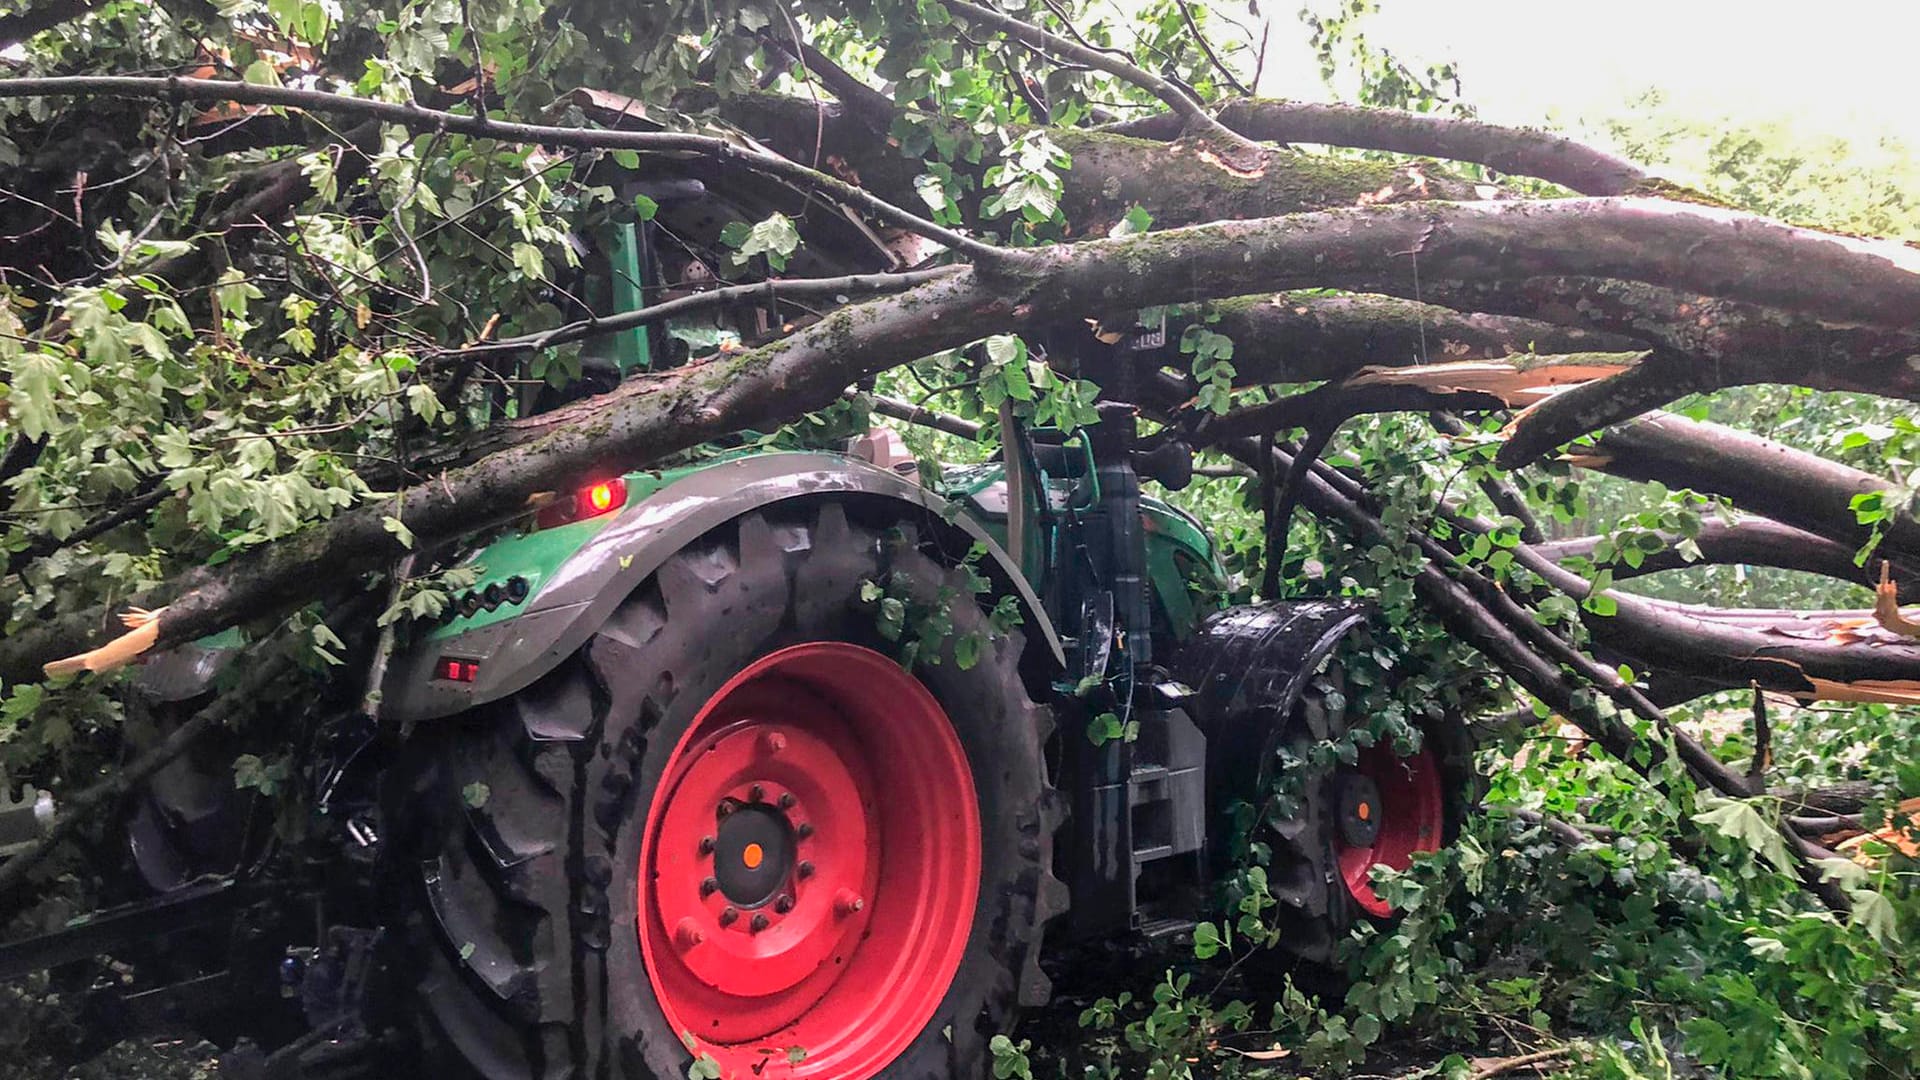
[1333,742,1445,918]
[712,802,794,908]
[1335,771,1382,848]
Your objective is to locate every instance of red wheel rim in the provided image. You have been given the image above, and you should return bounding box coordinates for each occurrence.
[1334,744,1444,918]
[637,643,980,1079]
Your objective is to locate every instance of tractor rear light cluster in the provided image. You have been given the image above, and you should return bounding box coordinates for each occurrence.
[537,478,628,530]
[436,657,481,682]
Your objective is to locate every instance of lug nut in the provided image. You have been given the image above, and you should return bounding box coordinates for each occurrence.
[775,893,795,914]
[718,906,738,927]
[749,913,770,933]
[699,877,720,898]
[796,823,814,840]
[834,889,865,917]
[748,784,765,803]
[778,792,796,810]
[698,836,715,855]
[760,731,787,755]
[797,861,815,880]
[716,801,735,819]
[674,918,704,950]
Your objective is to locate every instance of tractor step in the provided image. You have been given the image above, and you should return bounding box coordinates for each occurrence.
[1126,710,1205,865]
[1134,916,1198,943]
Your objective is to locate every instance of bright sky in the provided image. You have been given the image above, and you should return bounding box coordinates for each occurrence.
[1254,0,1920,150]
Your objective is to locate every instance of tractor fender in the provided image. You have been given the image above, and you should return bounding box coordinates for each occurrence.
[381,452,1065,724]
[1169,600,1371,749]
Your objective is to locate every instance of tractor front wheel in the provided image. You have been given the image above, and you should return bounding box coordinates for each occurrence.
[391,502,1064,1080]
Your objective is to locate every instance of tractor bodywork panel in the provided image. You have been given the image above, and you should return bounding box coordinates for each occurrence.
[944,457,1227,647]
[380,451,1065,724]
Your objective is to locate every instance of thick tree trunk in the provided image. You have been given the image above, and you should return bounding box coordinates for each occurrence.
[703,91,1486,236]
[1200,292,1637,385]
[1420,276,1920,408]
[1105,99,1652,196]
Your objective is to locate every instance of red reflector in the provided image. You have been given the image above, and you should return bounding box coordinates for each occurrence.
[535,476,628,529]
[436,657,481,683]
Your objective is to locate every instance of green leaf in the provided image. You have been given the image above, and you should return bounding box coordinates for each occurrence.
[731,212,802,270]
[611,149,641,169]
[1693,796,1796,874]
[462,782,490,809]
[1192,920,1223,959]
[954,631,982,671]
[510,242,546,281]
[1108,204,1154,238]
[1850,888,1900,947]
[242,59,283,87]
[383,515,416,549]
[632,193,659,220]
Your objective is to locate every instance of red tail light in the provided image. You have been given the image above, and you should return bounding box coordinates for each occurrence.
[536,477,627,529]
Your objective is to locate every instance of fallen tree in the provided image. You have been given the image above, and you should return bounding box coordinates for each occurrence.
[3,0,1917,951]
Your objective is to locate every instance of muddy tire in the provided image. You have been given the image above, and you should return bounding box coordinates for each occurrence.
[1255,670,1476,963]
[390,501,1066,1080]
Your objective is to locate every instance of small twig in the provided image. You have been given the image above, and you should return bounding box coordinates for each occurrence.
[446,267,958,361]
[1747,680,1772,790]
[1472,1047,1573,1079]
[1263,423,1334,597]
[1173,0,1250,95]
[5,482,167,577]
[753,27,896,137]
[863,391,984,440]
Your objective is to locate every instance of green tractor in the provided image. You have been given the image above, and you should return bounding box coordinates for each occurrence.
[0,181,1476,1080]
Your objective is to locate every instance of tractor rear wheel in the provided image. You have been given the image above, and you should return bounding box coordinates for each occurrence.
[1173,604,1477,964]
[1260,671,1475,962]
[391,502,1064,1080]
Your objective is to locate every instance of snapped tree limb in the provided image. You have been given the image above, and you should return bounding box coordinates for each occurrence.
[1576,412,1920,564]
[1533,515,1915,601]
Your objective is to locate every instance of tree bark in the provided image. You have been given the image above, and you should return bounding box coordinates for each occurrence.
[1499,530,1920,698]
[1534,515,1914,600]
[1421,276,1920,406]
[1577,412,1920,565]
[1202,292,1637,385]
[703,91,1485,237]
